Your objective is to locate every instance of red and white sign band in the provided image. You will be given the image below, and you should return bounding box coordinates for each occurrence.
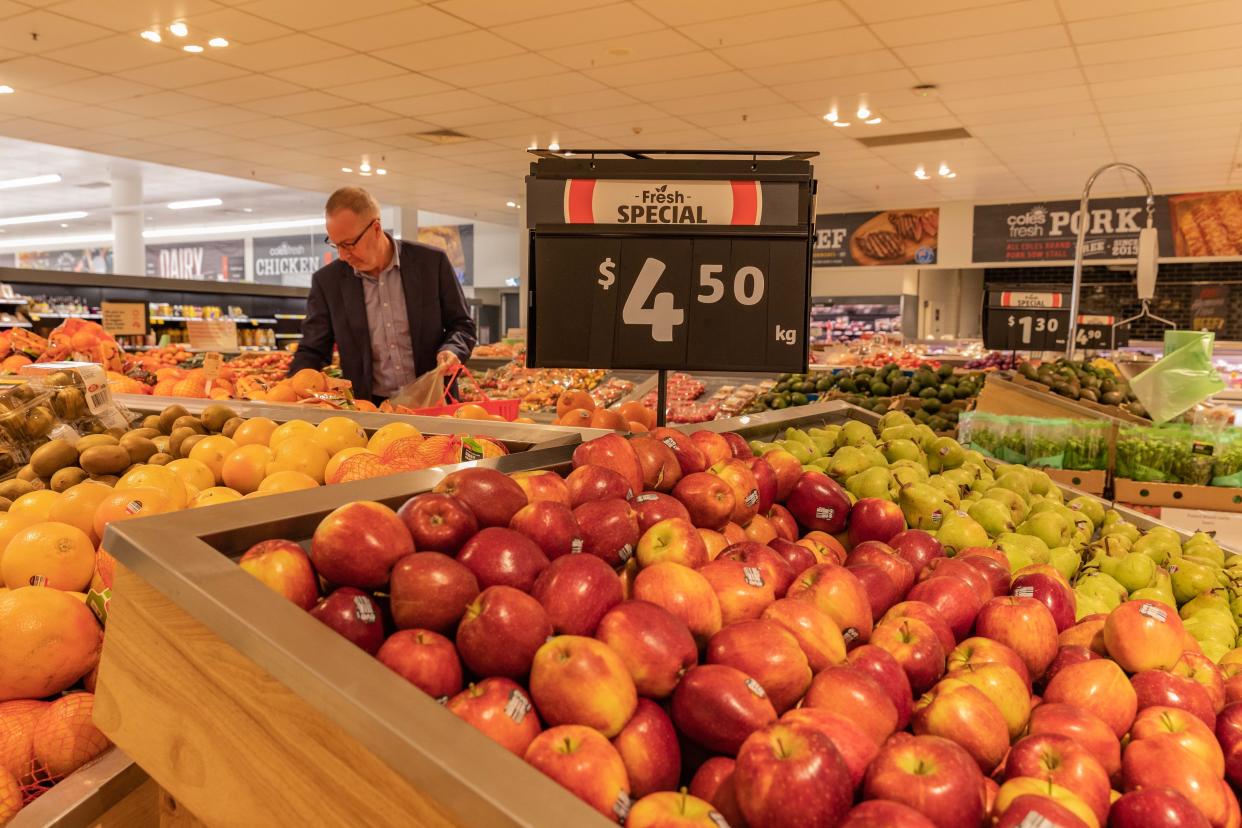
[563,179,763,225]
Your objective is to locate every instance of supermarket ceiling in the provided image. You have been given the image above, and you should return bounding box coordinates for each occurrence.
[1,0,1240,225]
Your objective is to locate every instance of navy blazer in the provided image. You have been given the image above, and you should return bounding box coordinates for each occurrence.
[289,239,477,401]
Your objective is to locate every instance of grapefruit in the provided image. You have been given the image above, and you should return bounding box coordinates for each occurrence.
[366,422,421,454]
[117,465,189,509]
[2,522,95,591]
[0,765,19,823]
[232,416,278,447]
[267,437,329,484]
[221,445,273,494]
[268,420,315,448]
[47,482,111,546]
[32,693,109,778]
[324,447,370,483]
[93,487,176,540]
[0,699,47,780]
[188,436,237,485]
[8,490,60,523]
[164,458,216,494]
[256,471,318,494]
[556,389,595,418]
[191,487,243,508]
[0,587,101,702]
[0,513,35,570]
[313,416,367,455]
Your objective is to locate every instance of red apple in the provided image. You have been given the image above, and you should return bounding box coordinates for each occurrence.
[1133,705,1224,779]
[847,562,901,621]
[871,617,946,694]
[707,619,812,714]
[698,528,729,561]
[652,428,708,476]
[768,537,818,576]
[861,732,986,828]
[670,664,777,755]
[1043,659,1137,738]
[957,553,1009,598]
[509,469,572,507]
[1122,735,1230,828]
[709,459,760,526]
[993,777,1101,827]
[848,498,906,546]
[720,431,751,460]
[766,504,798,543]
[1011,572,1076,633]
[841,800,936,828]
[698,558,776,627]
[630,435,683,493]
[734,721,852,828]
[761,449,802,501]
[509,500,582,560]
[566,464,634,507]
[747,456,778,515]
[846,541,915,596]
[446,677,541,756]
[672,472,735,531]
[530,553,623,636]
[456,585,552,678]
[918,557,991,605]
[1110,788,1212,828]
[1175,651,1227,714]
[309,587,384,654]
[721,522,747,545]
[785,470,851,534]
[434,467,528,528]
[761,598,847,673]
[907,576,983,643]
[595,600,696,700]
[884,601,956,657]
[1131,669,1217,729]
[787,563,873,648]
[1027,702,1122,780]
[847,644,914,731]
[994,792,1092,828]
[529,634,637,738]
[310,500,414,589]
[574,498,641,568]
[1102,599,1186,673]
[376,628,463,699]
[975,596,1058,680]
[802,665,898,746]
[573,433,645,495]
[688,755,734,804]
[799,530,848,565]
[631,562,722,645]
[912,677,1009,772]
[949,662,1031,740]
[625,791,725,828]
[456,526,549,592]
[612,698,681,798]
[1041,644,1100,691]
[1059,616,1108,656]
[389,552,479,634]
[1005,733,1111,825]
[523,724,630,819]
[718,541,796,597]
[632,491,693,534]
[238,538,319,609]
[636,517,708,570]
[781,707,879,790]
[946,636,1032,689]
[689,430,732,468]
[887,529,945,576]
[397,492,478,554]
[958,545,1010,568]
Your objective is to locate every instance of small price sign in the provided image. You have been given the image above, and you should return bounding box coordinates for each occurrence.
[101,301,147,336]
[1075,314,1126,350]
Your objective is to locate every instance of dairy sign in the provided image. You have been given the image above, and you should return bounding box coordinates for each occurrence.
[972,197,1176,262]
[145,240,243,281]
[253,234,334,287]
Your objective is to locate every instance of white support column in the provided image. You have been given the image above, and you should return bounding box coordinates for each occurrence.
[110,167,144,276]
[518,202,528,331]
[392,204,419,242]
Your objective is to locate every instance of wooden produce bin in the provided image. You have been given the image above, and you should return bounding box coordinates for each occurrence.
[93,446,614,828]
[11,748,155,828]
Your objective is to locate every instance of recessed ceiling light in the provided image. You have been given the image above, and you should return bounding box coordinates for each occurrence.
[140,30,161,43]
[857,104,871,119]
[832,121,851,128]
[914,166,929,180]
[167,198,222,210]
[359,171,372,176]
[59,223,68,228]
[548,141,560,152]
[208,37,228,48]
[0,86,13,95]
[183,44,203,53]
[359,161,371,172]
[865,117,883,125]
[0,174,61,190]
[375,168,387,175]
[823,111,838,122]
[506,201,517,208]
[169,22,188,37]
[938,163,951,177]
[0,211,88,227]
[341,167,353,173]
[242,207,253,212]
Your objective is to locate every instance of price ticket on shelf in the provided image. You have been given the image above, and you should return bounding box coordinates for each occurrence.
[984,291,1071,352]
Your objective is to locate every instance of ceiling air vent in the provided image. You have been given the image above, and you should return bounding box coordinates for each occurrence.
[855,128,972,148]
[76,181,110,189]
[412,129,473,145]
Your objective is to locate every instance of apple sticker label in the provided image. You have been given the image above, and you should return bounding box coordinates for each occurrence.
[815,507,835,520]
[744,489,759,508]
[571,538,584,554]
[436,696,449,705]
[842,627,859,644]
[744,677,767,698]
[708,814,731,828]
[612,792,632,822]
[1013,586,1035,599]
[742,566,765,588]
[662,437,679,450]
[504,690,532,723]
[635,493,659,503]
[1014,813,1056,828]
[1139,603,1168,623]
[618,544,634,562]
[353,596,376,623]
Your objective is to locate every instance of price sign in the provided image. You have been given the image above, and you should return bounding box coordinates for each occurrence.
[1074,314,1126,350]
[186,319,238,352]
[983,290,1070,352]
[101,301,147,336]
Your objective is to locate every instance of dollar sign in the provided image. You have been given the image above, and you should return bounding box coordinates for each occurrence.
[1007,314,1015,326]
[598,257,616,290]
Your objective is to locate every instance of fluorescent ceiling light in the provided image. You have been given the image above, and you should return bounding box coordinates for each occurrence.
[0,211,88,227]
[143,216,323,238]
[865,117,882,125]
[832,121,850,128]
[0,86,13,95]
[167,198,222,210]
[208,37,228,47]
[375,168,387,175]
[341,167,353,173]
[0,174,61,190]
[140,30,161,42]
[183,44,203,53]
[169,22,188,37]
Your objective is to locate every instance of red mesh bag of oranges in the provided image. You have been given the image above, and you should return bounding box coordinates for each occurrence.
[38,319,124,373]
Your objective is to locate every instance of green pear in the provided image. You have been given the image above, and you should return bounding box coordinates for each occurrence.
[1018,511,1073,551]
[1186,542,1225,568]
[970,474,996,495]
[968,498,1015,538]
[882,439,924,465]
[880,424,920,443]
[827,446,872,482]
[927,475,962,510]
[785,427,814,445]
[781,441,814,464]
[1075,571,1127,609]
[890,463,929,489]
[1229,595,1242,627]
[998,532,1048,566]
[1182,612,1237,646]
[915,425,938,452]
[898,482,953,531]
[963,450,988,467]
[1074,592,1113,620]
[940,468,976,494]
[1043,485,1065,504]
[838,420,877,448]
[1131,533,1177,565]
[811,456,833,471]
[1098,533,1133,555]
[1180,589,1231,620]
[1109,553,1157,594]
[995,541,1034,572]
[962,491,983,505]
[878,410,915,430]
[927,436,966,472]
[937,510,990,555]
[1200,639,1232,664]
[1048,546,1081,582]
[846,467,898,502]
[1101,509,1124,527]
[992,471,1031,500]
[1102,521,1141,546]
[1027,468,1053,496]
[983,487,1030,524]
[1129,586,1176,611]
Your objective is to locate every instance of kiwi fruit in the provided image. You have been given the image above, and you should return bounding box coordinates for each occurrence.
[142,414,161,431]
[201,404,238,433]
[126,427,161,441]
[106,427,127,439]
[221,417,244,439]
[158,405,189,435]
[29,439,79,478]
[89,474,119,486]
[0,497,12,512]
[80,445,132,476]
[51,388,86,420]
[50,466,89,492]
[120,434,158,464]
[169,426,197,457]
[77,434,120,450]
[172,415,206,435]
[179,434,207,459]
[16,464,39,483]
[24,407,54,440]
[148,452,173,466]
[0,478,34,500]
[152,435,171,454]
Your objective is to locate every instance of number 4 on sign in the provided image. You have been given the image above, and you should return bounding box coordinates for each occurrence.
[623,257,684,342]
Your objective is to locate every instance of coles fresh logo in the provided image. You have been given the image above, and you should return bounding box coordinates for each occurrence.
[564,179,762,225]
[1007,205,1048,238]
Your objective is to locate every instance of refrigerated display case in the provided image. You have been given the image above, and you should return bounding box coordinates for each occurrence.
[808,297,905,345]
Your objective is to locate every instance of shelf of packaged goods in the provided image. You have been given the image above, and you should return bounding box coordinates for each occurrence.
[0,319,31,327]
[9,748,154,828]
[0,297,27,305]
[149,316,278,325]
[27,311,101,320]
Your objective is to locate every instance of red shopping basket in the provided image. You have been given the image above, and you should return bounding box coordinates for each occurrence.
[410,363,521,420]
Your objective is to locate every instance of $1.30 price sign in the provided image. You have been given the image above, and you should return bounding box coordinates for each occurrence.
[533,236,808,372]
[984,290,1070,352]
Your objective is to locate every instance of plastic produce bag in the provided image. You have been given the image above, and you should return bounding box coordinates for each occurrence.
[1065,420,1109,471]
[1175,425,1216,486]
[958,412,1001,458]
[388,365,447,409]
[1212,428,1242,487]
[1130,331,1225,424]
[1026,419,1067,469]
[998,417,1030,465]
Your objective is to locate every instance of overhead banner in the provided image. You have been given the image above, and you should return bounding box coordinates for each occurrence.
[16,248,110,273]
[418,224,473,286]
[814,208,939,267]
[146,240,243,281]
[253,234,334,287]
[1167,191,1242,257]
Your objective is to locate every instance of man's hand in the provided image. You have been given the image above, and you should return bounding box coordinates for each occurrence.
[436,350,460,368]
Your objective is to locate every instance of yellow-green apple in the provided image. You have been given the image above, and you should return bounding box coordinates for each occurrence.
[698,558,776,627]
[709,459,760,526]
[957,553,1010,599]
[766,504,799,543]
[742,514,779,545]
[523,724,631,820]
[1110,788,1212,828]
[435,467,528,528]
[375,628,462,699]
[761,597,847,673]
[446,677,541,756]
[975,596,1059,680]
[632,492,692,534]
[636,517,708,570]
[529,635,637,738]
[847,541,915,596]
[947,636,1032,689]
[884,601,956,656]
[457,526,550,592]
[917,557,992,604]
[912,677,1009,772]
[800,530,848,565]
[397,492,478,554]
[847,644,914,730]
[802,665,898,746]
[907,576,983,643]
[786,563,873,647]
[595,600,697,699]
[994,794,1092,828]
[689,431,732,468]
[670,664,777,755]
[781,707,879,789]
[786,471,851,534]
[993,778,1098,828]
[629,435,683,493]
[389,551,479,633]
[719,541,796,597]
[1217,702,1242,787]
[456,585,552,678]
[761,449,802,501]
[707,619,812,713]
[651,428,708,476]
[840,800,936,827]
[1175,651,1227,714]
[1027,703,1121,780]
[1005,733,1110,825]
[1011,572,1076,632]
[945,662,1029,738]
[310,500,414,589]
[566,464,633,507]
[309,587,384,653]
[698,528,729,561]
[887,529,945,576]
[631,562,722,645]
[573,433,644,494]
[1041,645,1101,692]
[734,721,853,827]
[510,469,572,507]
[861,732,985,828]
[1060,616,1108,656]
[1131,669,1217,728]
[848,498,906,546]
[1043,660,1137,739]
[672,472,735,531]
[612,698,680,798]
[574,499,640,568]
[625,790,724,828]
[747,457,778,515]
[239,539,320,610]
[871,617,945,694]
[1102,599,1185,673]
[530,554,623,636]
[1132,705,1224,778]
[1122,735,1230,827]
[769,537,819,576]
[509,500,582,561]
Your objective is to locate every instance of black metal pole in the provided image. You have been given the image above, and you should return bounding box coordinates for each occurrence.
[656,368,667,428]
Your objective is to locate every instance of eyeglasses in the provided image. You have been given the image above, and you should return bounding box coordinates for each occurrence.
[325,218,376,252]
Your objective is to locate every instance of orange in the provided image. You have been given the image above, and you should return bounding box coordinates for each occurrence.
[0,698,47,782]
[558,408,593,427]
[265,382,297,403]
[619,401,655,430]
[325,447,370,482]
[9,490,61,523]
[48,482,111,547]
[257,471,318,494]
[232,416,278,446]
[590,408,628,431]
[191,486,243,508]
[93,487,176,540]
[164,458,215,494]
[367,422,421,454]
[221,445,273,494]
[453,403,491,420]
[188,435,237,484]
[0,765,20,823]
[0,513,35,565]
[269,419,316,448]
[2,522,95,591]
[118,465,189,509]
[267,436,330,483]
[313,416,367,455]
[32,693,110,779]
[514,417,535,424]
[290,369,327,397]
[628,420,649,433]
[353,399,378,412]
[556,389,595,418]
[0,586,102,702]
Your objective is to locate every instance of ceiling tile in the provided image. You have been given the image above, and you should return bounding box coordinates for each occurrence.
[771,68,921,105]
[743,50,902,86]
[542,29,700,71]
[182,72,301,102]
[516,88,638,116]
[203,33,351,72]
[892,23,1067,65]
[620,70,761,104]
[1084,47,1242,84]
[634,0,820,26]
[288,104,399,128]
[323,74,450,104]
[107,89,217,115]
[1069,0,1242,44]
[424,53,567,88]
[41,74,158,102]
[844,0,1019,23]
[1077,23,1242,64]
[44,0,224,30]
[333,117,439,138]
[373,30,526,72]
[715,27,884,68]
[380,89,494,117]
[160,103,266,126]
[0,90,77,117]
[0,10,111,54]
[269,54,405,88]
[185,7,293,43]
[870,0,1059,47]
[0,1,27,18]
[117,55,249,89]
[237,89,353,115]
[423,103,532,129]
[309,5,472,51]
[234,0,412,29]
[586,50,731,87]
[680,2,859,48]
[472,72,602,103]
[0,55,95,88]
[211,116,306,137]
[34,103,136,127]
[432,0,617,27]
[492,4,666,51]
[40,35,181,73]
